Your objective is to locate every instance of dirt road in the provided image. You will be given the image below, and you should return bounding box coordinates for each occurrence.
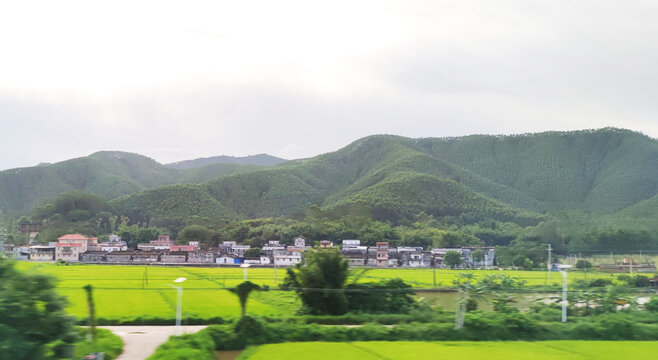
[100,325,207,360]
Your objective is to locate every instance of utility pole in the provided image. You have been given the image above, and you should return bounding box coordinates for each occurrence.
[547,244,553,282]
[433,266,436,288]
[630,257,633,275]
[560,269,568,323]
[547,244,552,270]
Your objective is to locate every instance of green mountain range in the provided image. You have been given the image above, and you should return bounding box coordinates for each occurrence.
[112,128,656,230]
[0,152,271,213]
[2,128,656,236]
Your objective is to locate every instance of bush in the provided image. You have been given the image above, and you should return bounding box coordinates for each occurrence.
[73,328,123,360]
[646,297,658,312]
[574,278,613,288]
[147,328,215,360]
[575,260,592,270]
[617,275,651,288]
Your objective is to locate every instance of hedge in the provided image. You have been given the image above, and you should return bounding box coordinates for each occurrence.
[146,311,658,359]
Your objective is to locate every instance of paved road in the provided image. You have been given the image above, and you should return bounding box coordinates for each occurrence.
[100,326,207,360]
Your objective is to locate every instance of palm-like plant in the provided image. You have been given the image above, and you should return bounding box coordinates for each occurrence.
[453,273,486,328]
[228,281,261,317]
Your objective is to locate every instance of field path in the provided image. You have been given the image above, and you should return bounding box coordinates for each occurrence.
[100,325,207,360]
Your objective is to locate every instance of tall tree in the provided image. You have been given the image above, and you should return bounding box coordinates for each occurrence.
[0,259,75,359]
[284,249,349,315]
[444,251,462,269]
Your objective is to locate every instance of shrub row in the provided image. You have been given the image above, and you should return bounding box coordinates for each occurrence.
[146,328,216,360]
[147,308,658,359]
[206,313,658,351]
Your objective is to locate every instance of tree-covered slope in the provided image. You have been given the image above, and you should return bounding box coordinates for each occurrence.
[176,163,265,184]
[0,152,270,213]
[165,154,286,169]
[0,152,176,213]
[109,184,237,228]
[106,128,655,228]
[3,128,655,233]
[418,128,657,213]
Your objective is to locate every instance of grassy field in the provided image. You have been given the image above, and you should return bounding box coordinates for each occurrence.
[15,262,618,320]
[239,341,658,360]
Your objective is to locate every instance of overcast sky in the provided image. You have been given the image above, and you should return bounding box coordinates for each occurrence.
[1,0,657,170]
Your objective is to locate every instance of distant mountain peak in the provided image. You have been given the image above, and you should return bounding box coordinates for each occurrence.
[165,154,287,169]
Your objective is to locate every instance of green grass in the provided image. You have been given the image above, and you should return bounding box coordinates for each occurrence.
[239,341,658,360]
[15,262,617,320]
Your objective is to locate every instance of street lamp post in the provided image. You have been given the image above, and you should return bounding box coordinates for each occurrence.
[241,263,250,281]
[557,265,572,323]
[167,277,187,335]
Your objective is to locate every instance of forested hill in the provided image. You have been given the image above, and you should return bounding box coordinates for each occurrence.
[107,128,656,229]
[1,128,655,232]
[165,154,286,169]
[0,151,268,213]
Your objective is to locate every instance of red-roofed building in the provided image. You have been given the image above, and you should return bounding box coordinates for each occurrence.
[170,244,199,252]
[56,234,99,261]
[55,243,83,262]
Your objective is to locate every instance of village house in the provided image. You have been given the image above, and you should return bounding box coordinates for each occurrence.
[387,249,399,267]
[80,251,107,263]
[170,244,200,252]
[149,236,174,250]
[57,234,95,253]
[100,242,128,252]
[342,239,360,248]
[401,251,423,267]
[231,244,251,257]
[294,237,309,249]
[398,247,424,267]
[218,241,237,255]
[376,242,389,267]
[55,243,83,262]
[244,257,262,265]
[344,251,367,267]
[29,245,55,261]
[86,238,101,251]
[273,250,302,266]
[106,251,133,263]
[320,240,333,248]
[462,247,495,268]
[187,251,216,263]
[13,245,31,260]
[263,240,285,256]
[260,255,271,265]
[342,245,368,266]
[132,251,160,263]
[431,248,471,268]
[161,252,187,263]
[216,254,238,265]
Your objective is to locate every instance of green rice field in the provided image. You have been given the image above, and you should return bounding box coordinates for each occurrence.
[14,262,616,320]
[239,341,658,360]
